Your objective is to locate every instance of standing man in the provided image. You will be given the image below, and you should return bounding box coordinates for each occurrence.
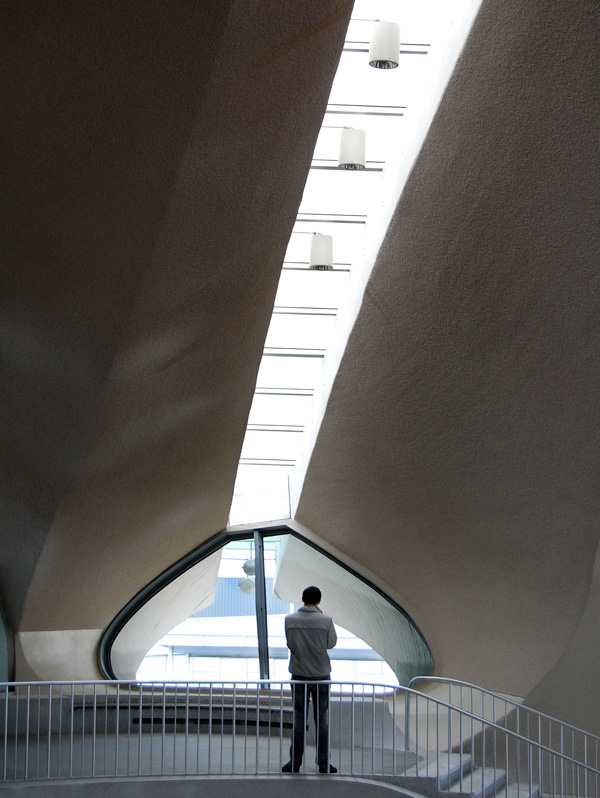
[282,585,337,774]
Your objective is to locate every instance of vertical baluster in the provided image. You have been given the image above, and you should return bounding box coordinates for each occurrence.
[136,683,142,776]
[245,682,250,775]
[81,685,87,778]
[198,682,203,775]
[380,684,385,775]
[435,699,440,780]
[447,687,452,794]
[67,684,73,779]
[527,741,533,798]
[232,683,236,775]
[504,721,509,798]
[160,683,166,777]
[278,683,283,774]
[350,683,355,775]
[370,684,375,775]
[91,683,96,777]
[184,682,190,776]
[560,726,565,798]
[403,689,409,774]
[219,683,224,775]
[208,683,213,775]
[114,683,120,777]
[2,683,8,783]
[124,684,129,777]
[35,683,41,779]
[267,680,272,774]
[103,683,108,777]
[425,691,430,777]
[143,683,149,777]
[302,683,308,775]
[414,692,421,777]
[515,702,521,795]
[22,685,29,780]
[172,682,177,775]
[46,683,53,780]
[391,688,397,775]
[337,682,342,775]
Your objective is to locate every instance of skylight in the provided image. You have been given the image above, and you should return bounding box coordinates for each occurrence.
[229,0,482,526]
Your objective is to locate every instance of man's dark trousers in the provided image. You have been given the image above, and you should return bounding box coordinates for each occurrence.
[290,675,330,769]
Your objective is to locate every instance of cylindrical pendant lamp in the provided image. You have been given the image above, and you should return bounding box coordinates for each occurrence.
[369,21,400,69]
[309,233,333,270]
[338,128,366,170]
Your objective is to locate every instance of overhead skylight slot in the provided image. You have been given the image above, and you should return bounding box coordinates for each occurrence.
[229,0,483,527]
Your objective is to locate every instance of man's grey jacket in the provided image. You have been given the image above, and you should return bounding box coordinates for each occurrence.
[284,606,337,677]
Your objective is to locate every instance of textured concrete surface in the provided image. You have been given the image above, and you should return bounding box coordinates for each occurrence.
[3,0,600,740]
[296,0,600,723]
[0,0,352,676]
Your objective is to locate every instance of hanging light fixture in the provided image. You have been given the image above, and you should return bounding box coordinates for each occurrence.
[238,576,255,594]
[242,559,255,576]
[338,128,366,170]
[309,233,333,270]
[369,21,400,69]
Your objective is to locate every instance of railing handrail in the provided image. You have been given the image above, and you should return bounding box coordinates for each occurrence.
[3,677,600,797]
[2,679,598,775]
[402,689,600,775]
[0,678,395,688]
[408,675,600,746]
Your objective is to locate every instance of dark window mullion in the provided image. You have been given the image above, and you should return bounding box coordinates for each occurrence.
[253,531,270,680]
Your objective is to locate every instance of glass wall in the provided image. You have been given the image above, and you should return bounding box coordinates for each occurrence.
[124,530,431,686]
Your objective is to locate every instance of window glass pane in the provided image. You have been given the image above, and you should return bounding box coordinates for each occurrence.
[275,270,350,309]
[132,532,431,687]
[265,313,336,352]
[255,355,323,390]
[299,170,381,216]
[240,429,303,462]
[230,464,292,525]
[247,392,313,427]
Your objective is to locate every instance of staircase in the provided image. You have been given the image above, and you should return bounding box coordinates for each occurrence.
[400,753,539,798]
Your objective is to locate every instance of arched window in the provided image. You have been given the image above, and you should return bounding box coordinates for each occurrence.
[101,526,432,685]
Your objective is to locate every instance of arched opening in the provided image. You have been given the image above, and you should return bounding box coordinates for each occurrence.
[101,526,432,685]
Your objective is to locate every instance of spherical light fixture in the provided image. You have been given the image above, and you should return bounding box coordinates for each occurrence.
[309,233,333,270]
[369,21,400,69]
[242,558,256,576]
[338,128,366,170]
[238,577,255,594]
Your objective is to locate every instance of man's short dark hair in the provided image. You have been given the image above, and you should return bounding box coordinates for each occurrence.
[302,585,322,604]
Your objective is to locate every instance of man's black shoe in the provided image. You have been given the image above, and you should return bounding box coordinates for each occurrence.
[319,764,338,774]
[282,761,300,773]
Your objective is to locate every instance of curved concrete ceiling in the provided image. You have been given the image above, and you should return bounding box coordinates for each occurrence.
[1,0,352,652]
[296,0,600,700]
[4,0,600,736]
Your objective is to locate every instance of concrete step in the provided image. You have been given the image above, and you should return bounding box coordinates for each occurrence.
[448,767,506,798]
[503,781,541,798]
[405,753,473,790]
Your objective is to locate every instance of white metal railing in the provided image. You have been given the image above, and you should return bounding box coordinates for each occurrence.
[0,678,598,798]
[408,676,600,773]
